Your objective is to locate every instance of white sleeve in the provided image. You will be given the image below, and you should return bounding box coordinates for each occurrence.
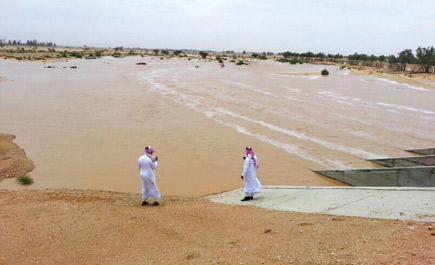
[242,157,250,176]
[151,161,158,169]
[138,158,141,169]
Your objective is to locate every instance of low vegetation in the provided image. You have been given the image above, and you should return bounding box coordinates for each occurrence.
[321,69,329,75]
[17,176,34,185]
[277,58,304,64]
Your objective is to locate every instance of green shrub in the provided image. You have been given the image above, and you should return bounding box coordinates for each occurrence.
[17,176,34,185]
[236,60,246,65]
[199,51,208,59]
[321,69,329,75]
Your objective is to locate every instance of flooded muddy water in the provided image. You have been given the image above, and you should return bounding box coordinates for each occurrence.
[1,57,434,196]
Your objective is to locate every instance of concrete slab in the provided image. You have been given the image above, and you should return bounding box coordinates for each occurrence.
[314,166,435,187]
[406,148,435,155]
[369,155,435,167]
[208,186,435,222]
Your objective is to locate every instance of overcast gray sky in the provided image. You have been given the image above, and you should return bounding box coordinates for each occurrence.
[1,0,434,55]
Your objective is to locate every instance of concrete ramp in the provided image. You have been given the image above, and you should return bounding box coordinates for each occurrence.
[406,148,435,155]
[208,186,435,222]
[314,166,435,187]
[369,155,435,167]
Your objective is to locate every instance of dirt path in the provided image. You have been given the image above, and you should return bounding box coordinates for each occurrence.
[0,134,34,180]
[1,189,433,264]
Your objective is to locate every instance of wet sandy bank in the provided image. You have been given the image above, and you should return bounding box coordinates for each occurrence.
[0,134,34,180]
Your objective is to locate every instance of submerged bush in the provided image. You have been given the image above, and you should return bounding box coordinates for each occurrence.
[17,176,34,185]
[321,69,329,75]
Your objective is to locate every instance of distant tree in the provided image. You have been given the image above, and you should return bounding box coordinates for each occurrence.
[161,50,169,55]
[416,46,435,73]
[300,51,314,58]
[251,53,258,58]
[282,51,292,58]
[199,51,208,59]
[388,55,397,63]
[397,49,416,71]
[378,55,386,62]
[369,54,378,62]
[242,50,246,55]
[387,55,398,69]
[173,50,182,56]
[153,49,159,55]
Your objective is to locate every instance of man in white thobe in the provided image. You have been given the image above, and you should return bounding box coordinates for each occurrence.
[241,147,262,201]
[138,146,161,206]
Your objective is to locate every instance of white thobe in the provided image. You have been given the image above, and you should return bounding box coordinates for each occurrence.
[242,154,262,196]
[138,155,161,201]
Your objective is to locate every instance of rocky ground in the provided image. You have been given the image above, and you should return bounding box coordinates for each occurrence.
[1,189,434,264]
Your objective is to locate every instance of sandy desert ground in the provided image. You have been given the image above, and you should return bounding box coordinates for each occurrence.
[1,189,434,265]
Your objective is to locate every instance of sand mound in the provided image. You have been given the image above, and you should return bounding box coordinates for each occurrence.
[0,189,433,264]
[0,134,34,180]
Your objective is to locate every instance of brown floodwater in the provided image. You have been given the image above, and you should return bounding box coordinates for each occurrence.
[1,57,434,196]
